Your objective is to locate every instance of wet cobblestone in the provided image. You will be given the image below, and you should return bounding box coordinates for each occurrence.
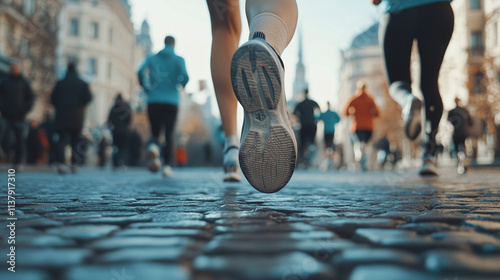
[0,167,499,279]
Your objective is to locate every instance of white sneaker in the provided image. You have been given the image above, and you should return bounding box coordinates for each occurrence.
[457,151,467,175]
[223,146,242,182]
[231,36,297,193]
[162,165,173,177]
[402,95,422,140]
[146,143,161,173]
[419,155,438,176]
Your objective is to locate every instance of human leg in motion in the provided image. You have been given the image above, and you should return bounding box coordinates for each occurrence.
[162,104,179,177]
[207,0,242,182]
[416,2,454,176]
[380,10,422,140]
[232,0,298,193]
[146,104,162,173]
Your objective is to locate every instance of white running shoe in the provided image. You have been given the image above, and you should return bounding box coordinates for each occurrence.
[162,165,173,177]
[402,95,422,140]
[223,146,242,182]
[146,143,161,173]
[419,155,438,176]
[231,36,297,193]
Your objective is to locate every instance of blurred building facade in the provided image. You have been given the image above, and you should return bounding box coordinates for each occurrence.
[55,0,145,127]
[338,23,405,167]
[439,0,500,161]
[0,0,63,120]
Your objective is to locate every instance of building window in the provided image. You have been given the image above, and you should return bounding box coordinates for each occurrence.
[473,71,484,94]
[69,19,79,36]
[88,57,98,75]
[471,31,484,55]
[23,0,35,15]
[91,22,99,39]
[470,0,481,10]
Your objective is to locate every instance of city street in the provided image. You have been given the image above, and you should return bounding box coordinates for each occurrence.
[1,167,500,280]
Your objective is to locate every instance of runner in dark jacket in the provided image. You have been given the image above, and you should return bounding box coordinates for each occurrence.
[50,62,92,173]
[0,62,34,166]
[108,94,132,168]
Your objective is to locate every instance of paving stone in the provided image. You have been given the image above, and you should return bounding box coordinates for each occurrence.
[46,225,120,241]
[465,220,500,232]
[194,252,334,280]
[99,247,186,263]
[398,223,465,234]
[297,239,360,261]
[148,212,204,222]
[409,214,465,224]
[65,263,189,280]
[19,218,64,229]
[17,248,92,268]
[128,220,208,229]
[349,265,438,280]
[215,222,318,234]
[354,228,471,252]
[68,215,152,226]
[44,212,102,221]
[204,210,285,221]
[16,235,76,247]
[316,218,401,235]
[333,248,419,269]
[431,231,500,252]
[115,228,211,240]
[89,236,192,251]
[425,250,500,275]
[0,270,51,280]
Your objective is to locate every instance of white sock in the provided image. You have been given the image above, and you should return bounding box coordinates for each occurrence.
[249,13,289,55]
[224,135,239,152]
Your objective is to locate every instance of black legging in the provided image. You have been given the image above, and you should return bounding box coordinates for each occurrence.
[380,2,454,155]
[147,103,178,165]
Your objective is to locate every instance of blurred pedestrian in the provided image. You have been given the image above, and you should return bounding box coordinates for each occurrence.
[107,94,132,170]
[26,120,50,165]
[0,61,34,168]
[319,101,341,154]
[294,89,320,166]
[127,129,143,167]
[447,97,472,174]
[207,0,298,192]
[342,81,379,171]
[138,35,189,177]
[372,0,454,175]
[50,62,93,174]
[40,112,57,164]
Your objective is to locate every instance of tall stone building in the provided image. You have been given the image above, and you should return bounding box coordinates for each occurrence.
[0,0,63,120]
[136,19,153,57]
[439,0,500,160]
[338,23,406,167]
[55,0,145,127]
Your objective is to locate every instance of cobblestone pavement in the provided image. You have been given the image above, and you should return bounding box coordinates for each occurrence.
[1,166,500,280]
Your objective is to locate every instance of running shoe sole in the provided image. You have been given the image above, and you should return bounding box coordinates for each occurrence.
[231,39,297,193]
[146,146,161,173]
[405,97,422,140]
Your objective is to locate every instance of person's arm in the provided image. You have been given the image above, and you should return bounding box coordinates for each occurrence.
[82,83,92,105]
[137,58,149,89]
[342,99,352,117]
[50,83,59,107]
[23,80,35,114]
[371,99,380,117]
[178,57,189,88]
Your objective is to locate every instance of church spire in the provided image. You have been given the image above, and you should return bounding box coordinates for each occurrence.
[292,25,308,105]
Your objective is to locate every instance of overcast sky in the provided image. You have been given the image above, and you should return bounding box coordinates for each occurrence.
[129,0,380,113]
